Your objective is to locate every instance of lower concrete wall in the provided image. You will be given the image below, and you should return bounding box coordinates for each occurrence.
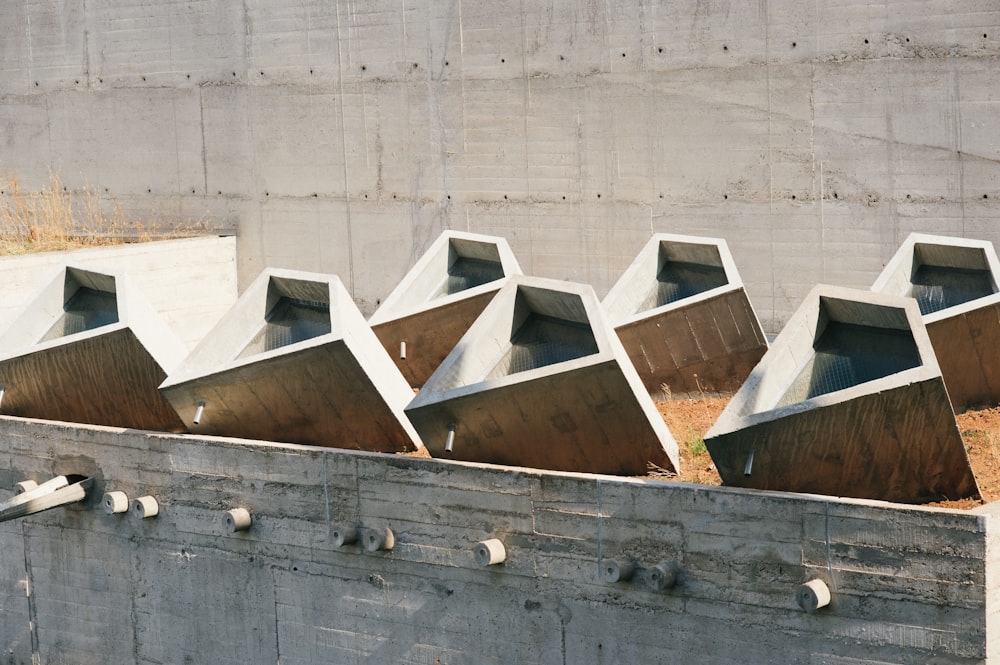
[0,416,989,664]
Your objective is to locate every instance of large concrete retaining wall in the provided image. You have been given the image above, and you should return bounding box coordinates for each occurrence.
[3,2,1000,330]
[0,416,991,664]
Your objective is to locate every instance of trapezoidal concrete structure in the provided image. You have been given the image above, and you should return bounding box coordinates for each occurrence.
[159,268,420,452]
[405,275,680,475]
[369,231,522,388]
[603,233,768,397]
[0,265,187,431]
[704,284,979,504]
[871,233,1000,411]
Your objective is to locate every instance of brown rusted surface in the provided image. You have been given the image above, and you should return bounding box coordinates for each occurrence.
[371,289,498,388]
[615,289,767,397]
[407,360,675,475]
[926,302,1000,411]
[705,378,980,504]
[0,328,185,432]
[159,341,418,453]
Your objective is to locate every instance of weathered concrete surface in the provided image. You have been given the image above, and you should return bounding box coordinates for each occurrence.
[0,236,237,349]
[872,233,1000,411]
[406,276,678,475]
[160,268,421,452]
[369,231,521,387]
[705,285,979,504]
[603,233,768,397]
[0,265,188,431]
[4,3,1000,329]
[0,415,992,664]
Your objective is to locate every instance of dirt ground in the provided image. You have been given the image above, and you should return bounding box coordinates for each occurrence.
[657,396,1000,509]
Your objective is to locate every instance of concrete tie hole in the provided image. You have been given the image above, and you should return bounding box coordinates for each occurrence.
[600,559,635,584]
[644,561,678,592]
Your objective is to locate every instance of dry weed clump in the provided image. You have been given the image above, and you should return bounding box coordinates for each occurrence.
[0,172,197,255]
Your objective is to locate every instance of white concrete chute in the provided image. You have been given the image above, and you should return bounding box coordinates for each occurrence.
[0,475,91,523]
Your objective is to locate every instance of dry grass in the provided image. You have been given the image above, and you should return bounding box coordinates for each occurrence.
[0,172,201,255]
[656,396,728,485]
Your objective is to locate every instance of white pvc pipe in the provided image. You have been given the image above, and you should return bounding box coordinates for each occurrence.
[103,491,129,514]
[0,476,91,523]
[474,539,506,566]
[744,449,755,477]
[400,341,407,360]
[225,508,252,532]
[2,476,69,511]
[133,495,159,518]
[192,401,206,425]
[363,527,395,552]
[14,480,37,496]
[797,578,831,612]
[445,425,456,453]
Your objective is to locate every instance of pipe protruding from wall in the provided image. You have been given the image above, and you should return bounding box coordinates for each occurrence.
[363,527,395,552]
[645,561,679,592]
[15,480,37,495]
[103,491,129,514]
[600,559,635,584]
[796,578,831,612]
[133,495,159,518]
[400,341,407,360]
[225,508,252,532]
[744,449,755,477]
[474,538,506,566]
[332,525,358,548]
[445,424,456,453]
[0,385,6,409]
[193,401,206,425]
[0,475,91,523]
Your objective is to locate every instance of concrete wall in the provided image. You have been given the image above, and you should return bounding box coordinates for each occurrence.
[0,416,990,664]
[3,2,1000,330]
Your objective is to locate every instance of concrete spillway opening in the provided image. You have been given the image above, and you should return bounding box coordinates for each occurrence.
[706,284,979,503]
[159,268,420,452]
[405,275,679,475]
[635,241,728,313]
[238,277,332,359]
[907,243,995,315]
[604,235,733,320]
[484,289,599,380]
[774,318,920,408]
[602,233,767,397]
[485,314,598,379]
[369,231,522,388]
[387,233,511,308]
[432,254,506,299]
[736,293,925,417]
[872,233,1000,410]
[40,268,119,342]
